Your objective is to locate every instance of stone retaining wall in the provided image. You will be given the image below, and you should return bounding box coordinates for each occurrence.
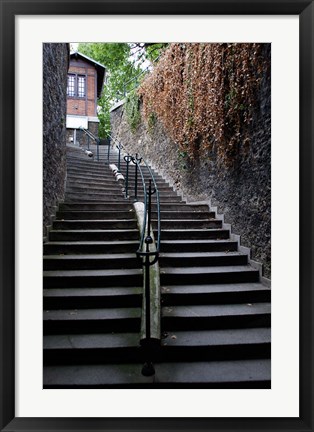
[110,46,271,277]
[43,43,69,236]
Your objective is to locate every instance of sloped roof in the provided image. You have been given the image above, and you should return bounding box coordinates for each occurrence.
[70,51,106,98]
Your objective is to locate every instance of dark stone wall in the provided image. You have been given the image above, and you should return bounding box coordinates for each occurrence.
[43,43,69,236]
[110,45,271,277]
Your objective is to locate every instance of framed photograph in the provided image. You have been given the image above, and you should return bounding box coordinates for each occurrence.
[1,0,313,431]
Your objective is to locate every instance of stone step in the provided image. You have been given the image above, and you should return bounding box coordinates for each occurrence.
[43,327,270,365]
[153,219,222,230]
[66,171,118,180]
[65,187,179,198]
[43,332,141,364]
[67,167,114,176]
[43,307,141,334]
[67,168,164,181]
[55,210,215,221]
[161,302,270,330]
[67,175,170,188]
[159,251,247,267]
[65,192,183,202]
[154,211,216,219]
[48,229,140,242]
[160,265,259,285]
[67,158,159,176]
[159,228,229,240]
[66,158,108,168]
[56,210,136,220]
[58,202,207,211]
[66,183,123,193]
[161,239,238,253]
[124,181,171,188]
[43,251,247,271]
[43,268,143,288]
[43,240,139,255]
[52,219,138,230]
[43,359,271,388]
[66,181,172,191]
[161,282,270,305]
[43,253,139,271]
[66,173,118,183]
[43,286,142,309]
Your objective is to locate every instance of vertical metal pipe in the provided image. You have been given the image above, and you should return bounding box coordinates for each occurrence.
[125,154,130,198]
[118,145,121,171]
[147,180,152,238]
[134,154,138,201]
[107,137,111,161]
[145,253,151,341]
[87,134,90,150]
[145,180,152,340]
[96,138,99,162]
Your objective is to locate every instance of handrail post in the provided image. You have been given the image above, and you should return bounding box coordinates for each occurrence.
[141,180,155,377]
[107,136,111,161]
[96,138,100,162]
[87,134,90,150]
[133,154,142,201]
[118,144,121,171]
[124,154,132,198]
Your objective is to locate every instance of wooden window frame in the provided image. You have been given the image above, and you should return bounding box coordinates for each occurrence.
[67,73,86,98]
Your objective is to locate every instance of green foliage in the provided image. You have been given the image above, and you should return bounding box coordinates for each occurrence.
[145,43,168,62]
[78,42,166,138]
[78,43,141,137]
[125,90,141,132]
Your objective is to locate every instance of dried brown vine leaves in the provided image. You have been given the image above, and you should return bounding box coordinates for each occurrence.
[138,43,270,167]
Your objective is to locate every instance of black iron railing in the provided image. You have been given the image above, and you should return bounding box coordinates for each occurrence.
[107,134,161,375]
[75,129,161,375]
[79,126,111,162]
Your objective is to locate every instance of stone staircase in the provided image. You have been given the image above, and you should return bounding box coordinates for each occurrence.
[43,143,271,388]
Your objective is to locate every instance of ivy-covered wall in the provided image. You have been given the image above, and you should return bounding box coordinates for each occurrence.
[110,45,271,277]
[43,43,69,236]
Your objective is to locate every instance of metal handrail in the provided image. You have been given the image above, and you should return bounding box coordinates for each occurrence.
[79,126,97,142]
[134,157,160,261]
[106,133,161,375]
[79,126,100,161]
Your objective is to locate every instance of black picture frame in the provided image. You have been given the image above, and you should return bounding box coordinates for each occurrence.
[0,0,313,430]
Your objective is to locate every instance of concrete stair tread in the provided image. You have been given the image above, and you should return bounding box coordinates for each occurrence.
[43,359,270,386]
[44,287,142,297]
[49,229,139,233]
[160,251,244,259]
[162,302,270,318]
[44,307,141,321]
[44,332,140,349]
[44,241,138,246]
[161,265,258,274]
[162,239,235,245]
[54,219,136,223]
[153,219,219,223]
[162,327,271,346]
[56,212,135,220]
[43,327,270,350]
[161,228,227,232]
[44,268,142,277]
[59,202,190,206]
[44,253,137,260]
[161,282,270,294]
